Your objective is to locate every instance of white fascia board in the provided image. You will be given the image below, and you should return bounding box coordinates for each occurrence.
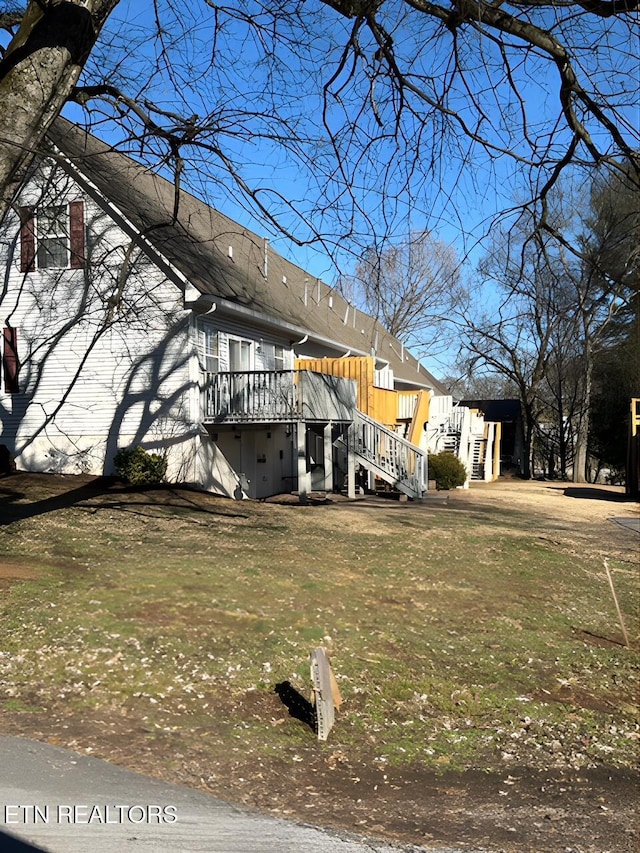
[198,293,370,356]
[394,378,435,392]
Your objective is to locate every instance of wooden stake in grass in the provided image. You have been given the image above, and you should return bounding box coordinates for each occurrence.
[604,558,630,648]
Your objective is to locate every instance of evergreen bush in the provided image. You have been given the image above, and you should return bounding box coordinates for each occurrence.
[114,446,167,485]
[428,451,467,490]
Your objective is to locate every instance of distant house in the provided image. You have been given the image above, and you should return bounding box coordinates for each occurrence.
[0,119,500,498]
[461,399,525,477]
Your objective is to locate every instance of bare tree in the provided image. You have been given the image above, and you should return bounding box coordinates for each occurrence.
[589,290,639,481]
[457,241,557,480]
[458,166,637,480]
[320,1,640,190]
[441,370,518,402]
[0,0,120,221]
[569,166,640,479]
[0,0,638,259]
[338,231,463,345]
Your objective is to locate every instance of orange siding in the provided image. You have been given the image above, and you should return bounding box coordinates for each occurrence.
[370,387,399,428]
[295,356,429,433]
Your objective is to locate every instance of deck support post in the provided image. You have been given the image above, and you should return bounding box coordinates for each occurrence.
[347,423,356,499]
[493,422,502,481]
[297,423,310,504]
[484,422,495,482]
[414,453,424,499]
[323,422,334,493]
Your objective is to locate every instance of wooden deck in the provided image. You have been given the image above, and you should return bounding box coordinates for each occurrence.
[202,369,357,424]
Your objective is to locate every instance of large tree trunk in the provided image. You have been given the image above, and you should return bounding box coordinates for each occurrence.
[572,329,594,483]
[521,407,536,480]
[0,0,119,225]
[572,371,592,483]
[555,374,568,479]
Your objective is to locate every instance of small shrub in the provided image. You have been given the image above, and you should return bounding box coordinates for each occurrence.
[428,451,467,490]
[114,446,167,485]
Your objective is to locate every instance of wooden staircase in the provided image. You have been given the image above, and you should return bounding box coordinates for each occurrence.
[349,410,427,499]
[470,435,487,479]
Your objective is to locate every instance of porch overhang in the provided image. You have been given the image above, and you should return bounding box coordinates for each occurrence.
[185,292,372,359]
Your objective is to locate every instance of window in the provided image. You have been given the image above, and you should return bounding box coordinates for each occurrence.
[274,345,285,372]
[2,327,19,394]
[202,327,219,373]
[20,200,85,272]
[37,205,68,268]
[261,342,287,371]
[229,338,252,372]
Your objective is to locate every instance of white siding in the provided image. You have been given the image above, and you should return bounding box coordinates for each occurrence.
[0,161,197,480]
[196,317,294,374]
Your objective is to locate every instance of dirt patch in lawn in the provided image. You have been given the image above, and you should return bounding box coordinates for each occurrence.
[0,561,40,593]
[0,561,39,580]
[0,472,638,853]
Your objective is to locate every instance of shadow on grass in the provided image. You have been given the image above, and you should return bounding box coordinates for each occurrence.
[0,475,113,526]
[274,681,316,732]
[0,474,248,526]
[562,487,637,503]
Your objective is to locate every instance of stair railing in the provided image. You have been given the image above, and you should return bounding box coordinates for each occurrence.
[350,409,428,497]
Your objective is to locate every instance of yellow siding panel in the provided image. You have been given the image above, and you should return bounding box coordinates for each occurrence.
[407,390,431,445]
[632,398,640,437]
[370,388,398,427]
[295,356,429,434]
[295,357,374,415]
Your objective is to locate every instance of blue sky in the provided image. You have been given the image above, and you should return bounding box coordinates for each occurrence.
[63,2,525,268]
[54,0,638,370]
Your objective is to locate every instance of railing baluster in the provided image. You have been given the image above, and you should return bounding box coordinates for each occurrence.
[350,409,427,498]
[203,370,301,421]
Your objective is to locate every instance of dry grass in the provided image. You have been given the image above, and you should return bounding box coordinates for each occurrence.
[0,472,638,849]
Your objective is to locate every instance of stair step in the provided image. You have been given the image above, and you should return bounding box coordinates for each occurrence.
[349,409,427,499]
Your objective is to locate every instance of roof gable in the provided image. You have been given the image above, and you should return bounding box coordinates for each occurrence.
[46,118,446,393]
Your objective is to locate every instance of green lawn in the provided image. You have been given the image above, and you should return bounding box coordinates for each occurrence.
[0,474,638,781]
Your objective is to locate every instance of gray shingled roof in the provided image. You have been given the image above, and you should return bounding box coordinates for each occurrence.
[46,118,446,392]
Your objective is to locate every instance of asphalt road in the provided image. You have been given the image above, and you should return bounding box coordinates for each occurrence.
[0,735,481,853]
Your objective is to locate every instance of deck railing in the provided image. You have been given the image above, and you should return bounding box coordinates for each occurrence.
[202,370,357,423]
[203,370,297,421]
[203,370,427,496]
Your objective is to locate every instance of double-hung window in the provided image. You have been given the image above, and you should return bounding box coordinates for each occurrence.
[19,201,85,272]
[261,342,287,372]
[274,345,285,372]
[229,338,252,372]
[202,327,220,373]
[37,205,68,268]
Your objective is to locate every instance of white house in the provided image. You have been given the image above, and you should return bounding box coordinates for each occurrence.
[0,119,499,499]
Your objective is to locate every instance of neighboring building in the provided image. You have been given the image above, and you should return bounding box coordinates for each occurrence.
[0,119,500,499]
[460,398,525,477]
